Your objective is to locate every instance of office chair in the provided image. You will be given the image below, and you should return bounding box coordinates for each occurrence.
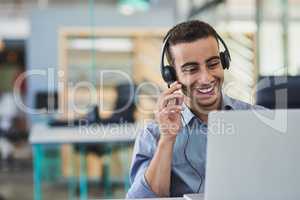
[49,83,136,126]
[256,76,300,109]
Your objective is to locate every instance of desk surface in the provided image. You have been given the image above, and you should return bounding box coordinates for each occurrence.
[117,198,184,200]
[30,123,141,144]
[110,194,204,200]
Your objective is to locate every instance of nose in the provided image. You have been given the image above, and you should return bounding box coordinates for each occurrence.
[196,67,214,85]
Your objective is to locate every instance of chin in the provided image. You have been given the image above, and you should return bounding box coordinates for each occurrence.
[192,86,221,110]
[197,96,219,108]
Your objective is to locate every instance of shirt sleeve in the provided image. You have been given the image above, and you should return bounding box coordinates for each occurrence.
[126,122,159,199]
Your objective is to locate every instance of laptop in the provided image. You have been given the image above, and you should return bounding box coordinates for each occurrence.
[203,109,300,200]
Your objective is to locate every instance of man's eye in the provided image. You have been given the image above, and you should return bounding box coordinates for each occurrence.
[183,65,198,72]
[207,60,220,68]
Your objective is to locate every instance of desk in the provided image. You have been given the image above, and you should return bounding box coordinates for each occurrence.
[183,193,204,200]
[121,198,184,200]
[30,123,141,200]
[115,193,204,200]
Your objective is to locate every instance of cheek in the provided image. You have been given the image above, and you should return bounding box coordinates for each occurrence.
[179,75,198,88]
[211,69,224,82]
[174,69,194,85]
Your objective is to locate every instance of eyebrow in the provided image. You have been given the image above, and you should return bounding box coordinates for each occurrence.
[205,56,220,63]
[180,56,220,69]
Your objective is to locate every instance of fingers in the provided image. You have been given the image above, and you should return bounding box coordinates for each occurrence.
[160,93,184,109]
[155,104,183,120]
[158,81,184,110]
[155,82,184,139]
[162,81,182,96]
[161,105,183,114]
[158,106,183,124]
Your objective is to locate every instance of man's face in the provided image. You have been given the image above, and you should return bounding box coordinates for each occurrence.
[170,36,224,111]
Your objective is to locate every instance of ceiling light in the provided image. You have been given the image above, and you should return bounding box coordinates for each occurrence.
[118,0,150,15]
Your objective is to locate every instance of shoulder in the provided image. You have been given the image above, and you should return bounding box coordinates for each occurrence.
[133,121,160,156]
[225,95,266,110]
[138,121,160,141]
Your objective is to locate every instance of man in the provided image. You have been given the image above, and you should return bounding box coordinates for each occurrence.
[127,20,262,198]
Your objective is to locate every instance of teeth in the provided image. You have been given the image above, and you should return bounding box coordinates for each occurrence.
[197,86,214,93]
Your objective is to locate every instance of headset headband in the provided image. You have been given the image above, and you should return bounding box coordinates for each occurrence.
[160,32,231,71]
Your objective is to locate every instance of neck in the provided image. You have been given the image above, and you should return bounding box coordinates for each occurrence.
[185,96,222,124]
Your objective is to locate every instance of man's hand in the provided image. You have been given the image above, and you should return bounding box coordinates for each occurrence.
[145,82,184,197]
[155,81,184,142]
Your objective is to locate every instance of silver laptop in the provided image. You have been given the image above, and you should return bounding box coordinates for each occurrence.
[204,109,300,200]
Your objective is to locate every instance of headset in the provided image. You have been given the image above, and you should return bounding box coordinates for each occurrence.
[159,29,231,193]
[160,31,231,87]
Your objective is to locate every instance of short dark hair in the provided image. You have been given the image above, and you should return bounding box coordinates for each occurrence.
[164,20,219,65]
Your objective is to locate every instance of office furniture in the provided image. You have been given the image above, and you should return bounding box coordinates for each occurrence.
[256,76,300,108]
[34,91,61,181]
[35,91,58,112]
[105,194,204,200]
[30,123,140,200]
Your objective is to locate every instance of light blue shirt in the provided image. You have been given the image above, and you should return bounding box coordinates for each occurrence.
[126,94,264,198]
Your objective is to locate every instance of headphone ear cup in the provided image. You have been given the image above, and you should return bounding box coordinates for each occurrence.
[220,52,230,70]
[162,65,177,85]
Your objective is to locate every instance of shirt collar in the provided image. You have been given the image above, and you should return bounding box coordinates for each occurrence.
[221,93,234,110]
[181,103,196,126]
[180,92,234,126]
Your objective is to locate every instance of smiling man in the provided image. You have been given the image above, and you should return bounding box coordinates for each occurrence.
[126,20,262,198]
[172,35,224,123]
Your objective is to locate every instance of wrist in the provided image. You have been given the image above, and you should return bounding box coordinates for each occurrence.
[158,134,176,147]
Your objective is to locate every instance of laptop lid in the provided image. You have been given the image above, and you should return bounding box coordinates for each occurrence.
[205,109,300,200]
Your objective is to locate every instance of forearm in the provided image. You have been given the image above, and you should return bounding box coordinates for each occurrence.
[145,138,175,197]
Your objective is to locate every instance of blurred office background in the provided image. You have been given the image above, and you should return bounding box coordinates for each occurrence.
[0,0,299,199]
